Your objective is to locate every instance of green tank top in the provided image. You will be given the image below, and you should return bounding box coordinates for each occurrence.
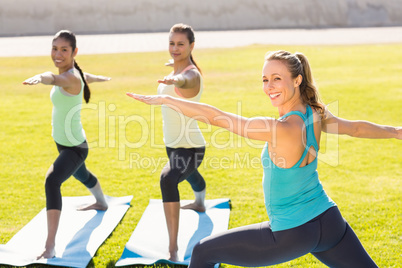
[50,69,86,146]
[262,105,336,232]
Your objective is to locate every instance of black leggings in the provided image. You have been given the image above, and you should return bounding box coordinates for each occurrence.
[160,147,206,202]
[45,141,98,210]
[189,206,378,268]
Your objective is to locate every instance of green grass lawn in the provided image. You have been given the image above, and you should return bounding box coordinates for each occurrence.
[0,44,401,268]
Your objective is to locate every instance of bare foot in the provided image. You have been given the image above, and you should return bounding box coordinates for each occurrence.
[37,247,55,260]
[181,202,206,213]
[77,202,108,211]
[168,250,179,262]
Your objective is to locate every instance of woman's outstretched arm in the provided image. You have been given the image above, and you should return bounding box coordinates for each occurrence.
[22,71,79,89]
[23,71,56,86]
[126,93,290,142]
[157,68,199,89]
[322,110,401,139]
[84,72,111,84]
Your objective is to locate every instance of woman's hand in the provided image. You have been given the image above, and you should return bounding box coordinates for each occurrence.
[95,75,111,82]
[165,59,174,67]
[126,93,165,105]
[157,75,179,85]
[22,72,54,85]
[84,73,111,83]
[22,75,42,85]
[396,127,402,140]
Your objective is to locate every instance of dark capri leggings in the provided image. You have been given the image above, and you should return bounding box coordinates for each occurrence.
[45,141,98,210]
[160,147,206,202]
[189,206,378,268]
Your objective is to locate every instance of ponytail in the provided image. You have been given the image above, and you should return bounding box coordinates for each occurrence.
[265,50,326,119]
[190,54,202,75]
[294,52,325,118]
[74,61,90,103]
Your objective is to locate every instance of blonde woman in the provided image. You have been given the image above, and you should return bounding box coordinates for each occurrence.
[127,50,401,267]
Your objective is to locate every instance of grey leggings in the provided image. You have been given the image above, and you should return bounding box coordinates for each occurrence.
[45,141,98,210]
[160,147,206,202]
[189,206,378,268]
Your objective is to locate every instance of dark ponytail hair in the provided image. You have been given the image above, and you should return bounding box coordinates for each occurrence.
[265,50,326,119]
[73,61,90,103]
[170,23,202,75]
[53,30,91,103]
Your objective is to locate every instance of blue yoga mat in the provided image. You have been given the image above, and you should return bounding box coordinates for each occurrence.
[0,195,132,268]
[116,198,230,266]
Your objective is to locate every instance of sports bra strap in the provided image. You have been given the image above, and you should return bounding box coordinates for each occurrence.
[180,64,197,74]
[280,106,318,168]
[280,110,306,121]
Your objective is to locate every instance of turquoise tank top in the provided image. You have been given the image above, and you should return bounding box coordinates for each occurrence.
[50,69,86,146]
[262,105,336,232]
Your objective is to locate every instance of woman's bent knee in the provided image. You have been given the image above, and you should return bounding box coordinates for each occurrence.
[45,173,62,192]
[190,241,215,267]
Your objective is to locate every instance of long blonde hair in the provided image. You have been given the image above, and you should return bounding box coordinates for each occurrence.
[265,50,326,119]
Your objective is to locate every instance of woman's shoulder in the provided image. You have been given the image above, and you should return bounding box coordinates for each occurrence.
[71,68,83,79]
[181,65,201,76]
[183,67,202,83]
[59,68,81,82]
[278,115,305,134]
[181,64,197,72]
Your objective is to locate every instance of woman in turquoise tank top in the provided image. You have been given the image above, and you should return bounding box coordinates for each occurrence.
[23,30,110,260]
[127,50,401,267]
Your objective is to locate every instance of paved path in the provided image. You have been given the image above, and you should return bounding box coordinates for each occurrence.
[1,27,401,57]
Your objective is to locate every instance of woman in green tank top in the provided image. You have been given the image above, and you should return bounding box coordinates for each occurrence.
[23,30,110,260]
